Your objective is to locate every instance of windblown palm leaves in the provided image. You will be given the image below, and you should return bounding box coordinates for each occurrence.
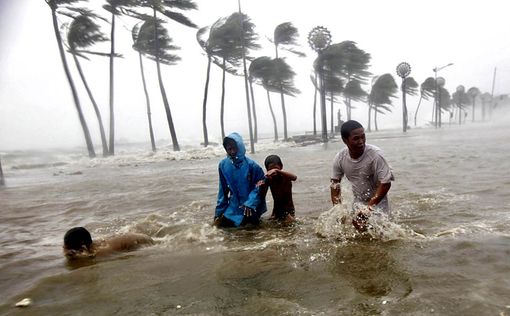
[452,85,469,124]
[368,74,398,131]
[414,77,435,126]
[400,76,418,132]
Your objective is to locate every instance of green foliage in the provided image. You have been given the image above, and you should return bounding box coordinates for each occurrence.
[133,18,180,65]
[369,73,398,113]
[103,0,138,15]
[344,80,366,102]
[420,77,435,100]
[249,57,299,96]
[273,22,305,57]
[67,11,108,57]
[452,85,469,110]
[403,77,418,96]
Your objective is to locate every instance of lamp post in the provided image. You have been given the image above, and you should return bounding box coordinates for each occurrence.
[396,62,411,132]
[432,63,453,128]
[308,26,332,143]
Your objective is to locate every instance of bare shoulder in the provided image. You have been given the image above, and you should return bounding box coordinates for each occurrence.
[105,233,154,252]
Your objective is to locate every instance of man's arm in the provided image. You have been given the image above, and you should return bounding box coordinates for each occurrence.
[367,182,391,207]
[266,168,297,181]
[330,179,342,205]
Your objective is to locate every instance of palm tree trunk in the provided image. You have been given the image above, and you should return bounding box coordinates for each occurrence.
[374,106,379,131]
[330,92,334,136]
[318,56,328,142]
[51,8,95,158]
[72,53,109,156]
[220,58,226,140]
[313,73,317,136]
[266,90,278,141]
[249,78,258,143]
[414,96,423,127]
[0,156,5,186]
[138,52,156,152]
[402,81,407,132]
[154,9,179,151]
[280,90,288,141]
[471,98,475,122]
[367,102,372,132]
[108,11,116,156]
[201,56,212,147]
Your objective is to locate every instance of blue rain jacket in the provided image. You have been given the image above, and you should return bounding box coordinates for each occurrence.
[215,132,267,226]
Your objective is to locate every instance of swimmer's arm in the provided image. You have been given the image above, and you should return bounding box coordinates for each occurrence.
[368,182,391,207]
[330,178,341,205]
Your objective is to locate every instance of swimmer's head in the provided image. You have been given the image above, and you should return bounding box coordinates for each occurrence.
[63,227,95,259]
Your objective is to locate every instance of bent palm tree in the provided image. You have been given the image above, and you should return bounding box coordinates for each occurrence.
[66,9,110,156]
[46,0,95,158]
[452,85,468,125]
[401,76,418,132]
[132,21,156,152]
[467,86,480,122]
[414,77,435,126]
[368,74,398,131]
[272,22,304,140]
[104,0,137,155]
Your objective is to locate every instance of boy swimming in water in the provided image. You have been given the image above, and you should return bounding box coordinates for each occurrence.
[63,227,154,260]
[258,155,297,224]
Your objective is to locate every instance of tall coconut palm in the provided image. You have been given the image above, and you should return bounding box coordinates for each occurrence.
[45,0,95,158]
[249,57,278,141]
[323,72,344,135]
[368,74,398,131]
[134,17,182,151]
[66,9,110,156]
[132,20,156,152]
[0,156,4,186]
[414,77,435,126]
[310,73,318,136]
[196,20,223,146]
[272,22,304,141]
[480,92,492,121]
[135,0,198,151]
[467,86,480,122]
[400,76,418,132]
[211,12,259,140]
[104,0,137,155]
[452,85,469,125]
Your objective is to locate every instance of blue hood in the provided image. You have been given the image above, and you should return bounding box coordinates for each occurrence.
[224,132,246,164]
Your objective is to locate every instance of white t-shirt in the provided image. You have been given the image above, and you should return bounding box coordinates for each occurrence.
[331,144,394,212]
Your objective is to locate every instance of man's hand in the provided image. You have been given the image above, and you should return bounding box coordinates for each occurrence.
[330,180,341,205]
[213,216,222,227]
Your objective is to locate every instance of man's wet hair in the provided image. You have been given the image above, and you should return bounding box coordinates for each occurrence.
[264,155,283,169]
[64,227,92,251]
[222,136,237,149]
[340,120,364,139]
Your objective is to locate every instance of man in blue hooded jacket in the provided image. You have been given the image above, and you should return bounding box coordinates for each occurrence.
[213,132,267,227]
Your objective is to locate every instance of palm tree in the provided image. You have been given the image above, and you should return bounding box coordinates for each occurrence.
[368,74,398,131]
[272,22,304,141]
[211,12,258,140]
[323,72,344,135]
[452,85,468,125]
[45,0,95,158]
[480,92,492,121]
[132,20,156,152]
[136,0,198,151]
[310,73,318,136]
[249,57,278,141]
[196,20,223,146]
[66,9,110,156]
[400,76,418,132]
[0,156,4,186]
[104,0,137,155]
[467,87,480,122]
[414,77,435,126]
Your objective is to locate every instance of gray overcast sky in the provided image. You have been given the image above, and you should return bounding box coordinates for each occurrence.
[0,0,509,151]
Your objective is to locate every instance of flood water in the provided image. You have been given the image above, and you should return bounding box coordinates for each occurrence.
[1,119,509,315]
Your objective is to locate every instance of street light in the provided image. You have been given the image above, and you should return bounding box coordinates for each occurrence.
[396,62,411,132]
[308,26,332,143]
[433,63,453,128]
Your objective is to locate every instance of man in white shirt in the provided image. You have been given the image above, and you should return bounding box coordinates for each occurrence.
[330,120,394,230]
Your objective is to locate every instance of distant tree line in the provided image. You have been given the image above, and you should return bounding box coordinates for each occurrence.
[44,0,497,158]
